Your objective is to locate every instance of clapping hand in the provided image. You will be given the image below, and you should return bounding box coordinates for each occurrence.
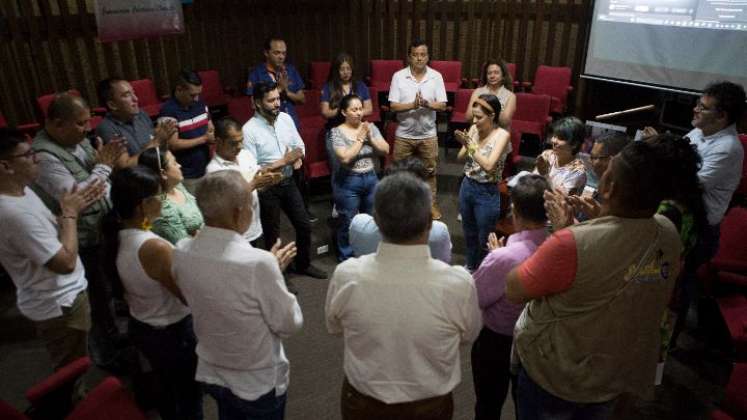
[535,153,550,176]
[487,232,505,251]
[271,239,297,272]
[567,195,602,220]
[251,170,283,191]
[60,179,106,218]
[153,118,177,146]
[454,129,470,146]
[544,189,574,230]
[93,136,126,168]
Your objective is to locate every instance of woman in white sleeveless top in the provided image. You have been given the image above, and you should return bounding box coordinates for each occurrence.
[466,58,517,128]
[107,165,202,420]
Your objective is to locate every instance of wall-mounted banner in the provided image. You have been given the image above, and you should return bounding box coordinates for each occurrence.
[95,0,184,42]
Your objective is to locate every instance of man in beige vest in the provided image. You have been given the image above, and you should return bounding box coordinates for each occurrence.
[32,93,126,369]
[506,139,683,419]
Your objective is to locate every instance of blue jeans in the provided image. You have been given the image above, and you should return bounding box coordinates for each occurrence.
[516,366,615,420]
[459,177,501,271]
[203,384,287,420]
[334,170,378,261]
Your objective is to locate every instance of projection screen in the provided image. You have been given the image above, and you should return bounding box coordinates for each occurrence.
[583,0,747,92]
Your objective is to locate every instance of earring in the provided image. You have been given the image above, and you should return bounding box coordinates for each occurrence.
[140,217,152,231]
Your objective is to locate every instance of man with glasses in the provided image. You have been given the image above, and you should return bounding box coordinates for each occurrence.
[0,127,105,370]
[388,39,448,220]
[644,81,745,347]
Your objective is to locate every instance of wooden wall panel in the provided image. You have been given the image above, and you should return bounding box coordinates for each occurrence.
[0,0,590,125]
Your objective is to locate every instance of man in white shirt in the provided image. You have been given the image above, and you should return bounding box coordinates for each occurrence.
[243,81,327,279]
[173,170,302,419]
[325,172,481,420]
[206,117,283,246]
[0,128,105,370]
[389,39,448,220]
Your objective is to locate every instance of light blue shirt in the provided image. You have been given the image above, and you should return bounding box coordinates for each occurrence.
[686,124,744,225]
[243,112,305,178]
[349,213,452,263]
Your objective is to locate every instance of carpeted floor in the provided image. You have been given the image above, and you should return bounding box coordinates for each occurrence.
[0,147,734,419]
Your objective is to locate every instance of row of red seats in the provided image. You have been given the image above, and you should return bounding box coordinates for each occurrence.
[0,357,148,420]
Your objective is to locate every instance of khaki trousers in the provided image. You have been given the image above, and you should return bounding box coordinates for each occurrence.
[35,291,91,371]
[393,136,439,207]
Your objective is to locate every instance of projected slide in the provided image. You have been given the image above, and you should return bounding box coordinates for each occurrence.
[599,0,747,30]
[584,0,747,92]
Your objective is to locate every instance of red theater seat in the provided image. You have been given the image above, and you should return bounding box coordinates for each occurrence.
[526,65,573,114]
[309,61,331,90]
[368,60,404,93]
[511,93,552,145]
[198,70,232,108]
[430,60,463,93]
[449,88,474,124]
[65,376,146,420]
[130,79,162,118]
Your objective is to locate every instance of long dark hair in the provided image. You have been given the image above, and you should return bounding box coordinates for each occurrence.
[102,166,162,298]
[326,52,358,110]
[336,94,363,124]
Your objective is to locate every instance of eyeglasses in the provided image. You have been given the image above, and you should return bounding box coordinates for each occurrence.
[694,101,718,113]
[589,154,610,162]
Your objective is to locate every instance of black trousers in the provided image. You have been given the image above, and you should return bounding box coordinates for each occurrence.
[129,315,203,420]
[471,327,517,420]
[258,178,312,270]
[79,246,120,367]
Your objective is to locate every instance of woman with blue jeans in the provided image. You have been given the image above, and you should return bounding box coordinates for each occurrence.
[456,94,511,271]
[331,94,389,260]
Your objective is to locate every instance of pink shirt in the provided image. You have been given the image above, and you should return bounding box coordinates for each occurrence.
[474,228,547,335]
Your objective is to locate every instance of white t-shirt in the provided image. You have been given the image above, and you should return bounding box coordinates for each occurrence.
[206,150,263,242]
[388,66,448,139]
[0,188,87,321]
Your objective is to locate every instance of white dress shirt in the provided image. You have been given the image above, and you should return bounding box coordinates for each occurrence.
[325,242,482,403]
[686,124,744,225]
[243,112,305,178]
[388,66,448,139]
[173,226,303,401]
[206,150,263,242]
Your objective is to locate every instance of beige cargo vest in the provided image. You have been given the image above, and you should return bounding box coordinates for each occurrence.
[515,215,682,403]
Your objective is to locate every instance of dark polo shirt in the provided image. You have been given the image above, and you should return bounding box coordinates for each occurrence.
[95,111,154,156]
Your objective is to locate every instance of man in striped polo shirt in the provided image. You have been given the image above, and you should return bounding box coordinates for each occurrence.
[160,69,215,193]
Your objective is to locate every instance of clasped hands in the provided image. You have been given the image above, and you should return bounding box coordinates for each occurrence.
[411,91,432,110]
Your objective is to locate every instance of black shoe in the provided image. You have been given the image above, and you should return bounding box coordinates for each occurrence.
[296,264,327,279]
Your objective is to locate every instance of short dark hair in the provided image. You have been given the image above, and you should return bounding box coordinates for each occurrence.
[374,172,432,243]
[175,69,202,89]
[385,156,428,181]
[47,93,89,122]
[703,81,746,124]
[214,117,241,140]
[253,81,278,103]
[264,36,285,51]
[474,93,503,125]
[511,174,551,223]
[549,116,585,155]
[138,146,168,177]
[0,127,26,158]
[97,77,126,109]
[594,132,630,157]
[408,38,428,55]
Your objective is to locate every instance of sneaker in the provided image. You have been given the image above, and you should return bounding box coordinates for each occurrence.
[295,264,327,279]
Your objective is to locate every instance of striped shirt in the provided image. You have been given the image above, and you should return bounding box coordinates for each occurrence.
[159,98,211,178]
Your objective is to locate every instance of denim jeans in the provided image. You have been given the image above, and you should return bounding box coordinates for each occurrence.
[516,366,615,420]
[459,177,501,271]
[203,384,287,420]
[129,315,203,420]
[334,170,378,261]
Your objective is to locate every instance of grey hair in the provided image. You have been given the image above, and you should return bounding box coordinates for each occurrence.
[373,172,431,243]
[195,170,251,223]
